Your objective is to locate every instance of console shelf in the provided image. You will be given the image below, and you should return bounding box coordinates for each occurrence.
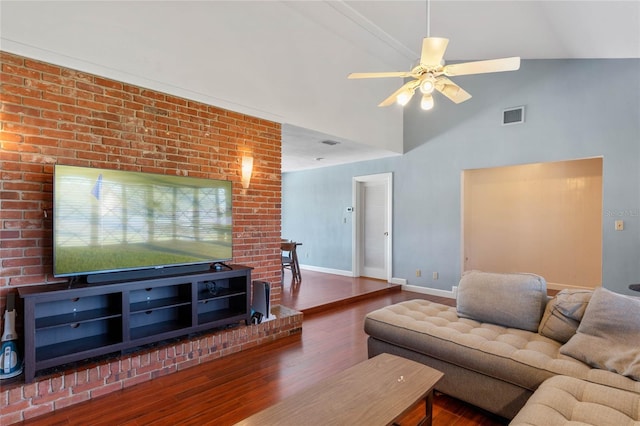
[129,320,191,342]
[20,264,252,383]
[35,308,122,330]
[198,308,246,325]
[198,288,246,302]
[36,335,123,364]
[130,297,191,313]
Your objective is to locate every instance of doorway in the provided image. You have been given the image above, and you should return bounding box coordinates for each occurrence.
[462,158,603,289]
[353,173,393,281]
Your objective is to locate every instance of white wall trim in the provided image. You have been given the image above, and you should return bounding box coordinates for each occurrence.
[0,40,286,125]
[402,284,457,300]
[299,269,461,300]
[298,264,354,277]
[352,172,393,282]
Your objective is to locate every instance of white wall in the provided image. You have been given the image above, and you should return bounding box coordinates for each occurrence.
[283,59,640,296]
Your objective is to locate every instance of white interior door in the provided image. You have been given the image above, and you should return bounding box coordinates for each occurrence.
[353,173,392,281]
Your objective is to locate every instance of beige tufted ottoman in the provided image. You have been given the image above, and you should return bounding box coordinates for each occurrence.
[510,375,640,425]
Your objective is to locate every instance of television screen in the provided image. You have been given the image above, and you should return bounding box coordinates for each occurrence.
[53,165,233,278]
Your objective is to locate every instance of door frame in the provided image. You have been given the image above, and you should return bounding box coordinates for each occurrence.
[352,172,393,281]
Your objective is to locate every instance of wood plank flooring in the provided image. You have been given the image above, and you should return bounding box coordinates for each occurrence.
[280,268,401,313]
[21,271,508,426]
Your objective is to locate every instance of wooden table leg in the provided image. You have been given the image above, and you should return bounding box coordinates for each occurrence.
[292,247,301,282]
[420,391,434,426]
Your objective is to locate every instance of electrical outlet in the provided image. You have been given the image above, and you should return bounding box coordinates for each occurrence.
[615,220,624,231]
[416,269,421,277]
[432,272,438,280]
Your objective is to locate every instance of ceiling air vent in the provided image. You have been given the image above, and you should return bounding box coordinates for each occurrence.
[320,140,340,146]
[502,106,525,126]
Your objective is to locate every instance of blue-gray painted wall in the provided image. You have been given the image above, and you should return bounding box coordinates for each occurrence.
[282,59,640,296]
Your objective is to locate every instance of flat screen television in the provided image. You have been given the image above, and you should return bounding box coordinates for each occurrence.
[53,165,233,283]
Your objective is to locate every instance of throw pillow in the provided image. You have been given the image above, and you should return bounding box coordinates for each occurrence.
[538,289,593,343]
[456,271,547,332]
[560,287,640,380]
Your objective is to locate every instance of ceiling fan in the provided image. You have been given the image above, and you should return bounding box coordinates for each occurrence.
[348,38,520,110]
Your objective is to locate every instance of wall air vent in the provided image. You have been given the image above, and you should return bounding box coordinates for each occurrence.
[502,106,525,126]
[320,140,340,146]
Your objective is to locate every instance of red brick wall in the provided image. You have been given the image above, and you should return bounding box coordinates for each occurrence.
[0,51,288,423]
[0,51,283,306]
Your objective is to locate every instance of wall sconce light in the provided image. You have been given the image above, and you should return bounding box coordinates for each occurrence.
[241,155,254,189]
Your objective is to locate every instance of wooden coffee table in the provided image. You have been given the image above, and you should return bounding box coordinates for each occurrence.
[235,353,443,426]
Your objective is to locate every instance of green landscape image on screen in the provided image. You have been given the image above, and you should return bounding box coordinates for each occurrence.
[54,166,232,276]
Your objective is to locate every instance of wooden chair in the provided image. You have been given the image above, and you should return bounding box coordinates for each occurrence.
[281,241,301,283]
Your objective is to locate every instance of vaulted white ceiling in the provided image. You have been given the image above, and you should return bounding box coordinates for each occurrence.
[2,1,639,171]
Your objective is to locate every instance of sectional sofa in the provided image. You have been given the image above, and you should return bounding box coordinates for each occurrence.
[364,271,640,424]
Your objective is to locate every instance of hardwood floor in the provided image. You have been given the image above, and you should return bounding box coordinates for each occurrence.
[21,271,508,425]
[279,269,402,313]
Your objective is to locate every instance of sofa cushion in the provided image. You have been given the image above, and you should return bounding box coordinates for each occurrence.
[456,271,547,332]
[538,289,593,343]
[560,287,640,381]
[510,375,640,426]
[365,299,585,391]
[365,299,640,395]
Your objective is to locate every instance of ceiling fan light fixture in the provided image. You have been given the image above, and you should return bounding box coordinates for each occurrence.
[396,89,415,106]
[421,94,434,110]
[419,78,435,95]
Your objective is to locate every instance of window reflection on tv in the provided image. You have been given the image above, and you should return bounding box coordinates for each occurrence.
[53,165,233,278]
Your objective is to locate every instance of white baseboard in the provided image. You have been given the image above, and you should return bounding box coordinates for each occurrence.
[402,284,457,300]
[297,268,583,299]
[296,268,461,299]
[297,264,354,277]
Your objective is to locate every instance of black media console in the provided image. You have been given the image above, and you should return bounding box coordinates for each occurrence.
[19,264,252,383]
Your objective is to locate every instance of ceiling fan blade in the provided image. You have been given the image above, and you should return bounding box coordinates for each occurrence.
[348,71,412,79]
[435,77,472,104]
[443,57,521,77]
[420,37,449,66]
[378,80,418,107]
